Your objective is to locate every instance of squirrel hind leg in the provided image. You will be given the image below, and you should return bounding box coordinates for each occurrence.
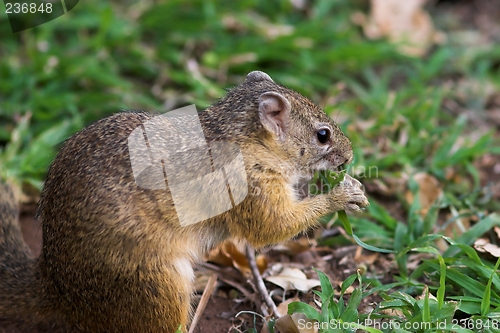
[0,182,32,262]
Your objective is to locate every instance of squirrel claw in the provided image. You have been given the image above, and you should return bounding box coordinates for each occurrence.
[336,174,369,213]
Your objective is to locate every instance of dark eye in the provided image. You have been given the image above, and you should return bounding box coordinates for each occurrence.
[317,128,330,144]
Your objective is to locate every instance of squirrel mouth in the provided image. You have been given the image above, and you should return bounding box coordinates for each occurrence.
[310,150,349,173]
[325,150,350,169]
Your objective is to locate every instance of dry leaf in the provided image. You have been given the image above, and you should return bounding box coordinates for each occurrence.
[354,0,444,56]
[354,246,380,265]
[276,297,301,317]
[436,209,472,252]
[265,267,321,292]
[474,238,500,257]
[406,253,433,271]
[405,172,442,216]
[291,313,318,333]
[443,210,471,238]
[416,285,437,301]
[274,315,300,333]
[206,240,268,275]
[275,313,319,333]
[380,308,405,318]
[342,285,355,295]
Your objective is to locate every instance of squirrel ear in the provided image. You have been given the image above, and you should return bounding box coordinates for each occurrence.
[245,71,274,83]
[258,92,291,140]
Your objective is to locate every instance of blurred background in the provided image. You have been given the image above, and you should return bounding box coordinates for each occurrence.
[1,0,500,332]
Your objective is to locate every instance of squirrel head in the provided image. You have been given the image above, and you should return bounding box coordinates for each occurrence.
[201,71,353,178]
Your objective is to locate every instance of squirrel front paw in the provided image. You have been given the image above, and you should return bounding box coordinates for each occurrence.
[329,174,369,213]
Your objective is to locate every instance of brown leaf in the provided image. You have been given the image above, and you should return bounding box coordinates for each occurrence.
[276,297,301,317]
[415,285,437,301]
[494,226,500,240]
[436,210,471,252]
[354,246,380,265]
[275,313,319,333]
[355,0,443,56]
[474,238,500,258]
[206,240,268,275]
[405,172,442,216]
[443,211,471,238]
[274,314,302,333]
[265,267,321,292]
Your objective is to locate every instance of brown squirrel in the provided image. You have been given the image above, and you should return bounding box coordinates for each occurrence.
[0,71,369,333]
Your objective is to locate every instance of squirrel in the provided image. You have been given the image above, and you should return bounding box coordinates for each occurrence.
[0,71,369,333]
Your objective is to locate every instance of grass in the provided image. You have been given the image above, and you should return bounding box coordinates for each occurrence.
[1,0,500,332]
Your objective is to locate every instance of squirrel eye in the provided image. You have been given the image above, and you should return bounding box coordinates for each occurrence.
[317,128,330,144]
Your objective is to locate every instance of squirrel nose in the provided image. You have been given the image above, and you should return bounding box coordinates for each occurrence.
[340,140,354,165]
[329,150,351,168]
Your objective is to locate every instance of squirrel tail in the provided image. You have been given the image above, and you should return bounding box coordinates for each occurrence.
[0,182,40,329]
[0,182,32,261]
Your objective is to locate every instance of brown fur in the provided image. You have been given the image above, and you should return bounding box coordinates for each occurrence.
[0,71,368,332]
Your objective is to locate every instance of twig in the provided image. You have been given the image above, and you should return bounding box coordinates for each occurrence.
[188,273,218,333]
[245,244,281,318]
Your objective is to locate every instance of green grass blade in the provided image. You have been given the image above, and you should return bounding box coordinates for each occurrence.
[340,274,357,296]
[482,257,500,317]
[338,210,353,235]
[287,302,321,322]
[352,234,394,253]
[422,286,431,323]
[437,254,446,310]
[426,262,500,303]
